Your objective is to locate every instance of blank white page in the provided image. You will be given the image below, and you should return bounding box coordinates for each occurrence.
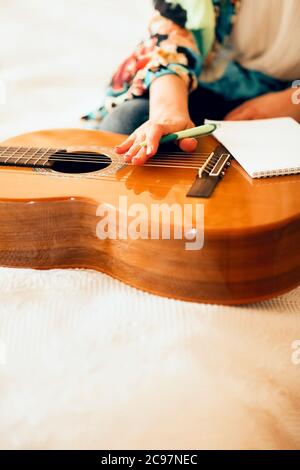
[205,118,300,178]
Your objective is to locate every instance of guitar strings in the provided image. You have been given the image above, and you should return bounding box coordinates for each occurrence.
[1,161,206,168]
[0,148,213,160]
[0,147,217,171]
[0,151,212,160]
[0,154,212,168]
[1,161,207,169]
[0,147,213,157]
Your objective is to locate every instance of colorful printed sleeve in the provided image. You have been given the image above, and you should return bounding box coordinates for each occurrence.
[128,5,203,95]
[82,1,204,124]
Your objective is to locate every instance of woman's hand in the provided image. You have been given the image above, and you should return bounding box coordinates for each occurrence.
[225,88,300,122]
[115,74,197,165]
[115,115,198,165]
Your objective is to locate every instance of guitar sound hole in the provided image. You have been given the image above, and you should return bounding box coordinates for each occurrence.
[50,151,112,174]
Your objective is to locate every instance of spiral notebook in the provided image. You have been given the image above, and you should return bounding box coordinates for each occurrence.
[205,117,300,178]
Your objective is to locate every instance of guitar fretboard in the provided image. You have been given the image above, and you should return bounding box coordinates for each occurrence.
[0,146,61,167]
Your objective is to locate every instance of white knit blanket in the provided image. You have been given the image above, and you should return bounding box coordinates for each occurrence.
[0,0,299,450]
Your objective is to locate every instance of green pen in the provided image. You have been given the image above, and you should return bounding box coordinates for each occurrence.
[138,123,217,148]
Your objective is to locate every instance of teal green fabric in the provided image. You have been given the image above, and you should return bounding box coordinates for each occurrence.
[200,62,291,101]
[167,0,216,56]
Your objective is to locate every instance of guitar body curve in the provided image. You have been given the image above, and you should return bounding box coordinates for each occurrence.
[0,128,299,304]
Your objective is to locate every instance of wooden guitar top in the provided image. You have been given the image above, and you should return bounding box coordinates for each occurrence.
[0,128,299,304]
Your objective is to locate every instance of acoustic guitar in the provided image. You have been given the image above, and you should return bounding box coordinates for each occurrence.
[0,128,299,305]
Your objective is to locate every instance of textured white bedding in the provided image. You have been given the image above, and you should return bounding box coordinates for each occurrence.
[0,0,299,450]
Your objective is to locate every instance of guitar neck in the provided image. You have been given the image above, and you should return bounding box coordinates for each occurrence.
[0,146,60,168]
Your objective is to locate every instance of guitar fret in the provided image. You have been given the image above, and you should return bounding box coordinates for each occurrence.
[0,147,23,156]
[13,147,31,165]
[0,146,57,167]
[24,147,42,165]
[0,148,7,158]
[4,147,20,163]
[34,148,51,166]
[0,147,13,160]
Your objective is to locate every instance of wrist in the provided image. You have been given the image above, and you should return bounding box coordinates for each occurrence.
[150,108,190,123]
[149,74,190,121]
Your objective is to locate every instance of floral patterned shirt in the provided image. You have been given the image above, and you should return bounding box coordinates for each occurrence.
[82,0,243,123]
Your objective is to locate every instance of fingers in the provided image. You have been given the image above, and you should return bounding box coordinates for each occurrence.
[145,124,163,158]
[116,124,163,165]
[123,144,142,163]
[131,146,148,166]
[114,121,197,166]
[225,110,253,121]
[129,125,163,165]
[225,105,256,121]
[128,134,197,165]
[178,137,198,153]
[115,134,136,154]
[116,133,146,163]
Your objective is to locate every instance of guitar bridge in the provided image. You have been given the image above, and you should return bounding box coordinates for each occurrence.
[187,145,232,198]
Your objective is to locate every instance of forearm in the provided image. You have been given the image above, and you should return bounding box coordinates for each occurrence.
[149,74,190,121]
[225,86,300,122]
[116,73,197,164]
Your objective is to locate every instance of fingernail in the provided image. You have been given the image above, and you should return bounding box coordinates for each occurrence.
[146,145,153,156]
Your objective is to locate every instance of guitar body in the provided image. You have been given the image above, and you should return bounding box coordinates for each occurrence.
[0,128,299,305]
